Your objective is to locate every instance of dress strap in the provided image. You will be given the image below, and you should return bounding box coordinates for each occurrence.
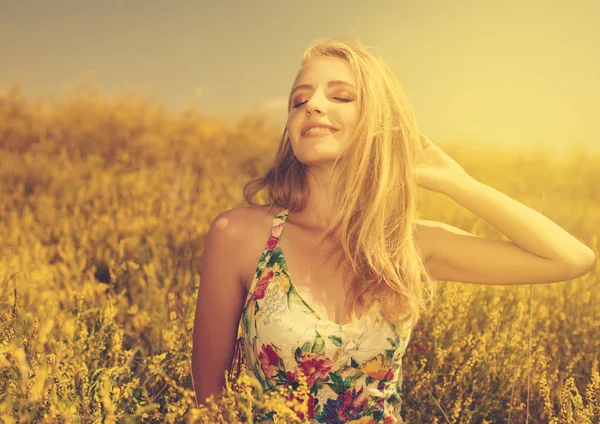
[231,206,290,383]
[242,206,290,308]
[269,206,289,239]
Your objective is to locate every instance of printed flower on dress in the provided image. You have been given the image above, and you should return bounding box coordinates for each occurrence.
[360,354,393,381]
[316,386,369,423]
[266,233,280,250]
[298,352,334,387]
[258,343,281,378]
[285,369,297,384]
[249,269,274,302]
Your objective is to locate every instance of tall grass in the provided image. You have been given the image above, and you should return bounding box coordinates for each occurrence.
[0,83,598,423]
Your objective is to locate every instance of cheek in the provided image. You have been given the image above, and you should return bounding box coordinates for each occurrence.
[287,114,301,131]
[344,116,357,132]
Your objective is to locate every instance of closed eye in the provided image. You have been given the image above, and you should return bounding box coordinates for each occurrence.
[292,97,353,109]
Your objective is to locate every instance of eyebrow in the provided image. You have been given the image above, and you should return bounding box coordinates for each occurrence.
[290,80,357,97]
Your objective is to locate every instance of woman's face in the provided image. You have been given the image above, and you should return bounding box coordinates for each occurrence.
[287,57,358,166]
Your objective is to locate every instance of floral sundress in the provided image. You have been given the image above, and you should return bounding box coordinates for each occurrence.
[230,206,413,423]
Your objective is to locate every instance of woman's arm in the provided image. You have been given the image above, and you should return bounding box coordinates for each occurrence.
[419,178,594,285]
[413,133,594,285]
[192,208,247,406]
[447,178,594,265]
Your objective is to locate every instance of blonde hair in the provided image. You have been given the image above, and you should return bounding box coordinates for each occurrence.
[242,35,436,332]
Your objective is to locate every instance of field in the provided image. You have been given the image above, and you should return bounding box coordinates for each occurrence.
[0,83,598,423]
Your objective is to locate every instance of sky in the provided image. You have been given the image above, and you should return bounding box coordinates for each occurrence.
[1,0,599,155]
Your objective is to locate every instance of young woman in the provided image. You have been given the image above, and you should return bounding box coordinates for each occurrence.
[192,37,595,423]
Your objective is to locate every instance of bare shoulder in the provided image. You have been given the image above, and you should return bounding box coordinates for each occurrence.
[220,204,278,232]
[213,204,275,230]
[213,204,281,290]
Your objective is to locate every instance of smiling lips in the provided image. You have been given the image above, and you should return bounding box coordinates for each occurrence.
[303,128,338,137]
[301,121,339,137]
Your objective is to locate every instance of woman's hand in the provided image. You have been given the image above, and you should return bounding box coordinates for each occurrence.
[413,132,474,195]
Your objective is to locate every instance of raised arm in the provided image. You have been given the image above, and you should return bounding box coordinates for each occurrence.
[413,133,595,285]
[192,208,247,407]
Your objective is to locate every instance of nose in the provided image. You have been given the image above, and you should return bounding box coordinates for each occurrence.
[305,91,326,115]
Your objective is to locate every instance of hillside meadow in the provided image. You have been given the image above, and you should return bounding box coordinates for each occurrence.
[0,83,599,423]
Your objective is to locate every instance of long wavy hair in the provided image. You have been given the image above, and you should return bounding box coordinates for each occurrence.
[242,36,436,332]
